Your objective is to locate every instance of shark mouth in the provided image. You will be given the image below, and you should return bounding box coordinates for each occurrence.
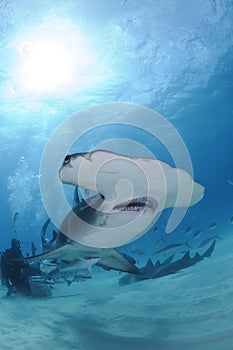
[112,197,157,212]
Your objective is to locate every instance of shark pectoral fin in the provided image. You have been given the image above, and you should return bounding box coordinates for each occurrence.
[23,245,71,261]
[97,250,139,274]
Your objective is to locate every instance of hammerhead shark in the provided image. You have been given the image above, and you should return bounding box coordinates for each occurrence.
[24,150,204,275]
[58,150,204,248]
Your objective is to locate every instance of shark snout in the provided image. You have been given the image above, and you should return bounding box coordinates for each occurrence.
[59,167,63,182]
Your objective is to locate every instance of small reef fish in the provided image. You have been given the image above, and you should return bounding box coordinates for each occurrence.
[12,212,19,232]
[209,223,218,230]
[193,230,203,239]
[50,258,98,287]
[153,241,191,257]
[154,237,166,249]
[183,227,192,235]
[59,258,99,275]
[66,274,92,287]
[40,261,58,275]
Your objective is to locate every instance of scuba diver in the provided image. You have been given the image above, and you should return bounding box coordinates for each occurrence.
[0,238,46,297]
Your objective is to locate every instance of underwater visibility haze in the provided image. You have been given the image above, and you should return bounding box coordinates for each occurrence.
[0,1,233,349]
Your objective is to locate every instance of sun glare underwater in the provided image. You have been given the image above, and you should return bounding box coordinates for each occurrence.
[0,1,233,349]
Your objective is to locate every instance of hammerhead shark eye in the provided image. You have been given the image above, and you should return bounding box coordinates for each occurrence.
[63,155,71,165]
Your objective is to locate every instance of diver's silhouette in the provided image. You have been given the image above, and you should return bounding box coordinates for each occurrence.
[1,239,38,296]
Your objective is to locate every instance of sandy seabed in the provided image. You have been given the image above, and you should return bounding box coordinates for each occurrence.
[1,233,233,350]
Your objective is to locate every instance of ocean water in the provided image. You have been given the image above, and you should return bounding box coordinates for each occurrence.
[0,1,233,349]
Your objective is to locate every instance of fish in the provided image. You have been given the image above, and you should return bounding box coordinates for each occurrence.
[58,258,99,274]
[40,260,58,275]
[59,150,204,248]
[229,216,233,224]
[49,258,99,285]
[154,237,166,249]
[227,178,233,186]
[193,229,202,239]
[66,274,92,287]
[121,0,128,7]
[209,223,218,230]
[12,212,19,233]
[23,239,139,275]
[153,241,190,257]
[182,227,192,235]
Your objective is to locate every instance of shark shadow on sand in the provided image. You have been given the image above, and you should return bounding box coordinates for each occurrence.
[119,240,216,286]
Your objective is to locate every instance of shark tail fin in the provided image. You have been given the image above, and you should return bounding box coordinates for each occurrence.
[97,250,139,274]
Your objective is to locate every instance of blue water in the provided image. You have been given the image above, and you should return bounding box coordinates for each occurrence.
[1,0,233,253]
[1,0,233,336]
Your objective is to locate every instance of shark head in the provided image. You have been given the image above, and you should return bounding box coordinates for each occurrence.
[58,193,158,248]
[59,152,93,186]
[59,150,159,216]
